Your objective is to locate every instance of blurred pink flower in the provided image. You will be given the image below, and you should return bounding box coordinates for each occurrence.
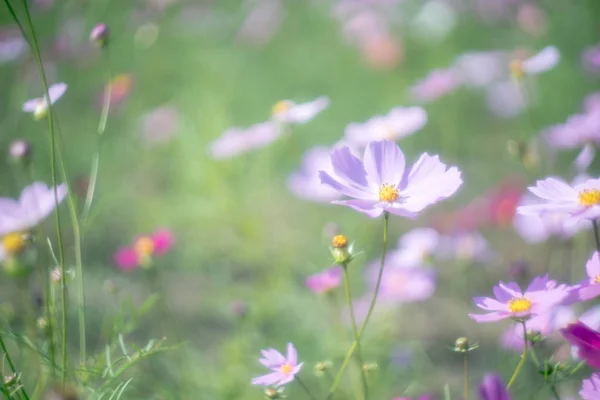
[305,266,343,294]
[236,0,284,47]
[287,146,343,202]
[436,231,493,263]
[271,96,330,124]
[545,110,600,149]
[485,80,526,119]
[344,107,427,146]
[518,45,560,75]
[0,27,26,64]
[517,3,547,37]
[582,44,600,74]
[410,68,461,103]
[114,228,174,271]
[359,32,403,71]
[453,50,508,88]
[584,92,600,114]
[561,321,600,368]
[140,105,179,145]
[101,74,134,110]
[208,121,281,160]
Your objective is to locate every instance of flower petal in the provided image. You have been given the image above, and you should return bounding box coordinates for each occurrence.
[362,140,405,187]
[331,199,382,218]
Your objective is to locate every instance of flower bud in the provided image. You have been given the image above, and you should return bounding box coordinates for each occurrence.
[90,24,109,48]
[264,387,285,399]
[37,316,49,332]
[451,336,479,353]
[362,362,378,372]
[314,360,333,376]
[9,139,32,164]
[330,234,354,265]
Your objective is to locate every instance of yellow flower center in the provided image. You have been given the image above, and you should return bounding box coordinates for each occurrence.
[33,100,48,120]
[2,233,26,255]
[508,297,532,313]
[378,184,399,203]
[332,235,348,249]
[383,126,397,140]
[594,275,600,283]
[280,363,292,375]
[134,237,155,257]
[272,100,291,116]
[509,59,524,79]
[579,189,600,207]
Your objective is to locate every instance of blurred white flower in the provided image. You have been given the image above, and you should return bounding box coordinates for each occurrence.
[271,96,330,124]
[22,83,67,120]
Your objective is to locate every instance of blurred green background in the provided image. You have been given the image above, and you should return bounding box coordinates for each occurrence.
[1,0,600,398]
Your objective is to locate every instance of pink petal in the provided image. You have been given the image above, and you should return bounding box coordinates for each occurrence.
[114,247,140,270]
[151,228,175,255]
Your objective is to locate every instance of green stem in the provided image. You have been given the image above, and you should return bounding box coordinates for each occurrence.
[18,0,70,386]
[569,361,585,376]
[507,320,528,389]
[463,353,468,400]
[295,377,317,400]
[549,385,561,400]
[342,265,369,400]
[592,219,600,254]
[327,213,390,398]
[0,332,30,400]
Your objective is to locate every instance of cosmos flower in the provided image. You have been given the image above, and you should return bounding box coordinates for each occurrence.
[561,321,600,368]
[392,228,440,267]
[510,45,560,78]
[208,121,281,159]
[485,80,526,119]
[271,96,330,125]
[319,140,462,218]
[453,50,507,88]
[22,83,67,120]
[0,182,67,262]
[567,306,600,361]
[0,27,27,64]
[436,231,493,263]
[251,343,303,386]
[140,105,179,145]
[582,44,600,74]
[287,146,343,202]
[469,275,573,323]
[305,266,343,294]
[581,373,600,400]
[113,229,174,271]
[344,107,427,145]
[409,69,461,103]
[479,373,511,400]
[544,110,600,150]
[578,252,600,301]
[517,177,600,222]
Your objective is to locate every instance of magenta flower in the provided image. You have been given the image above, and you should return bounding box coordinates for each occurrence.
[409,68,461,103]
[479,373,511,400]
[581,373,600,400]
[569,306,600,360]
[208,121,281,159]
[517,177,600,222]
[114,229,174,271]
[287,146,343,203]
[319,140,462,218]
[344,107,427,146]
[561,321,600,368]
[469,275,573,323]
[305,266,343,294]
[251,343,303,386]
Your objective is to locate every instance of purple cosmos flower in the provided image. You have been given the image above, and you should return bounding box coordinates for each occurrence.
[544,110,600,150]
[517,177,600,222]
[513,193,588,243]
[561,321,600,368]
[581,373,600,399]
[251,343,303,386]
[22,83,67,120]
[469,275,573,323]
[409,69,461,103]
[305,266,343,294]
[436,231,493,262]
[569,306,600,361]
[479,373,511,400]
[517,45,560,75]
[578,252,600,301]
[582,44,600,74]
[319,140,462,218]
[393,228,440,267]
[271,96,330,124]
[287,146,343,202]
[344,107,427,146]
[208,121,281,159]
[0,182,67,236]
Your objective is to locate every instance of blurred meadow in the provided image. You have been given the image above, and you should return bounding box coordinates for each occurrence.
[1,0,600,399]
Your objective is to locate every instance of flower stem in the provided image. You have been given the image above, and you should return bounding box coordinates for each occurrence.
[327,212,390,398]
[592,219,600,254]
[569,361,585,376]
[0,332,30,400]
[18,0,70,386]
[549,385,561,400]
[342,265,369,400]
[296,377,318,400]
[507,320,528,389]
[463,353,468,400]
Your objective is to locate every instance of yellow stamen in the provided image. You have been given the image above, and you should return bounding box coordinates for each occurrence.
[378,183,399,203]
[2,233,26,255]
[272,100,291,116]
[508,297,532,313]
[509,59,524,79]
[579,189,600,207]
[134,236,155,257]
[594,275,600,283]
[331,235,348,249]
[280,363,292,374]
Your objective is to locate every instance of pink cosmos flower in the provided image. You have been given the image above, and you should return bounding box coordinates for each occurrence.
[517,177,600,222]
[305,266,343,294]
[582,44,600,74]
[581,373,600,400]
[437,231,493,262]
[22,83,67,119]
[453,50,508,88]
[344,107,427,146]
[544,110,600,150]
[287,146,343,202]
[319,140,462,218]
[561,321,600,368]
[251,343,303,386]
[513,45,560,76]
[114,229,174,271]
[469,275,573,323]
[271,96,330,124]
[409,68,461,103]
[208,121,281,159]
[393,228,440,267]
[578,252,600,301]
[479,374,511,400]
